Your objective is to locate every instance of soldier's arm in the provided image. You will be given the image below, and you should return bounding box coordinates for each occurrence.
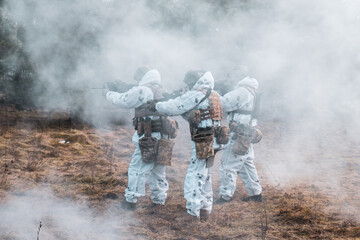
[155,90,205,116]
[106,86,153,109]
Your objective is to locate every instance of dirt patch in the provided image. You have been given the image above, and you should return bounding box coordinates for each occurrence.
[0,109,359,239]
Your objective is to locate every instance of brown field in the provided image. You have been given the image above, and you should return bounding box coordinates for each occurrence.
[0,104,359,240]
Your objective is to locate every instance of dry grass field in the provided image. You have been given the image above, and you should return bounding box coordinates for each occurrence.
[0,103,359,239]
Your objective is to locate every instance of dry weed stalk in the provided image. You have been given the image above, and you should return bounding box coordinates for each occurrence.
[259,201,269,240]
[0,163,9,188]
[253,200,269,240]
[103,141,115,175]
[36,221,42,240]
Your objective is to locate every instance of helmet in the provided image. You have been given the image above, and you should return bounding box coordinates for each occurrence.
[183,70,205,89]
[133,66,150,82]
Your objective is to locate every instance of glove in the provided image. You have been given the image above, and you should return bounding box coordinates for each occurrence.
[102,82,110,97]
[146,100,157,112]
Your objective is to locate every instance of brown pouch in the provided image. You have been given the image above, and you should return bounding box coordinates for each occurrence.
[137,122,144,136]
[215,126,230,144]
[139,136,159,163]
[252,127,263,144]
[156,139,175,166]
[161,118,179,139]
[187,109,201,126]
[193,130,214,159]
[133,117,138,130]
[232,124,256,155]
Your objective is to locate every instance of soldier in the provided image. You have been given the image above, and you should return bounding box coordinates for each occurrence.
[149,71,229,222]
[216,65,263,204]
[104,67,178,210]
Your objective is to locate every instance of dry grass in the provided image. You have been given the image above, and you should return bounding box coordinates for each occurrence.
[0,104,359,239]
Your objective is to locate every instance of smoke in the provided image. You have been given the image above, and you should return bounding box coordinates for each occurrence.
[2,0,359,119]
[2,0,360,219]
[0,188,138,240]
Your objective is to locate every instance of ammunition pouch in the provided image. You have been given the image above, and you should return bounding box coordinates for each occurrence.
[199,92,222,121]
[156,139,175,166]
[161,118,179,139]
[231,123,262,155]
[192,128,214,160]
[187,109,201,127]
[139,136,159,163]
[214,126,230,144]
[133,118,163,136]
[252,128,263,144]
[138,137,175,165]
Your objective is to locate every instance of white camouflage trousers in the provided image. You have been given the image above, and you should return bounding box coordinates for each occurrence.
[219,135,262,200]
[124,132,169,204]
[184,141,213,217]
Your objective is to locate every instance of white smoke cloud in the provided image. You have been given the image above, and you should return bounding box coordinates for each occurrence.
[3,0,360,219]
[0,188,139,240]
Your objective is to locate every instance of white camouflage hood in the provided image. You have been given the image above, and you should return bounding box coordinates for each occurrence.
[236,76,258,90]
[139,69,161,86]
[191,71,214,90]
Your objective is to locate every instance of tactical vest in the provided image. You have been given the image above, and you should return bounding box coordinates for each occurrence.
[199,92,222,121]
[134,83,167,118]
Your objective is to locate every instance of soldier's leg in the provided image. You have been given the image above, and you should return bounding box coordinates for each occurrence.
[148,163,169,205]
[184,142,213,217]
[200,167,213,211]
[238,146,262,196]
[125,141,155,203]
[218,139,244,201]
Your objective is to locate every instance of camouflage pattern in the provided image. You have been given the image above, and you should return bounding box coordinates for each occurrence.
[139,137,159,163]
[193,131,215,159]
[252,128,263,144]
[199,92,223,121]
[215,126,230,145]
[161,118,179,139]
[156,139,175,166]
[231,124,256,155]
[187,109,201,127]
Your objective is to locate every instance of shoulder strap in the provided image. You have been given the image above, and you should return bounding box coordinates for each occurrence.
[181,88,212,120]
[198,88,212,106]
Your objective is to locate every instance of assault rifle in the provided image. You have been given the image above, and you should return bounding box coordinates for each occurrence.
[162,88,186,101]
[91,80,137,93]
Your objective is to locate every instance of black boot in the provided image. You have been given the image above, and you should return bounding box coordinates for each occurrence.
[214,197,233,205]
[121,199,137,211]
[242,194,262,202]
[200,209,210,222]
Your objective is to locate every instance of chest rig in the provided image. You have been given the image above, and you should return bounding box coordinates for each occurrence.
[133,84,167,136]
[135,84,178,166]
[199,92,223,122]
[189,90,229,165]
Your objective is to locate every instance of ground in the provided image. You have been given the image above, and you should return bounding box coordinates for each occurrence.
[0,104,359,240]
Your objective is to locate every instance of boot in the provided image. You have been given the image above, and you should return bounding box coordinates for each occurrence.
[200,209,210,222]
[242,194,262,202]
[150,202,164,210]
[214,197,233,205]
[121,199,137,211]
[182,213,199,223]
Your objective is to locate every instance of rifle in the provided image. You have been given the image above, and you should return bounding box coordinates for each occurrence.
[162,87,186,101]
[91,81,137,93]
